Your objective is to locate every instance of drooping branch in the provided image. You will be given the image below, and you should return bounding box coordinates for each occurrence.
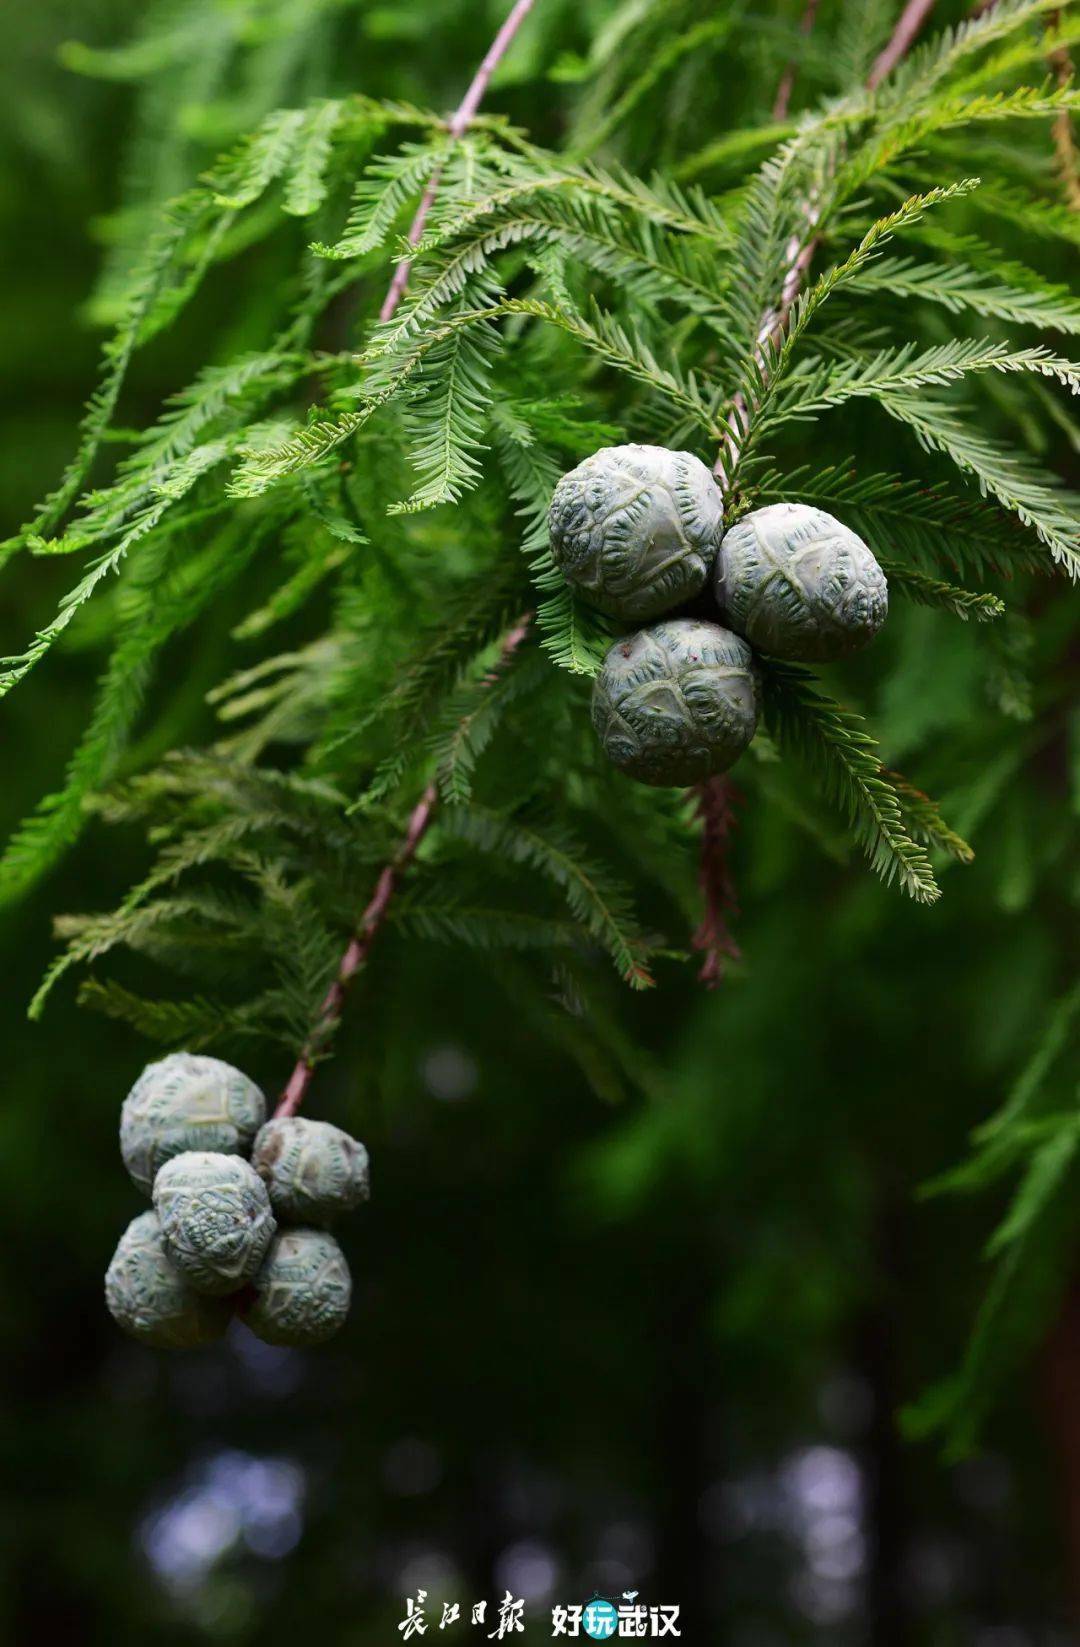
[704,0,940,964]
[276,786,437,1119]
[380,0,538,320]
[773,0,822,120]
[1049,12,1080,212]
[867,0,937,89]
[716,0,941,490]
[276,616,532,1118]
[277,1,539,1116]
[690,778,743,987]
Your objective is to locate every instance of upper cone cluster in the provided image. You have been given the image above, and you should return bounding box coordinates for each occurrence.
[548,444,888,787]
[105,1053,369,1350]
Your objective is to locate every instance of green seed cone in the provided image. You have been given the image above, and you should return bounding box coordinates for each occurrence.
[120,1052,266,1197]
[105,1211,232,1348]
[246,1228,352,1347]
[154,1151,276,1295]
[252,1117,370,1225]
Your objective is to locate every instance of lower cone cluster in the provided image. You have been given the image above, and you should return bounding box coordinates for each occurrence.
[105,1053,369,1349]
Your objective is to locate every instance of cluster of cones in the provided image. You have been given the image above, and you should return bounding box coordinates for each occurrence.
[105,1053,369,1349]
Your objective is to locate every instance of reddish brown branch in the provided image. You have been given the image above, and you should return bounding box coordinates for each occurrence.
[773,0,822,120]
[690,778,743,988]
[379,0,538,321]
[1049,12,1080,212]
[278,3,538,1116]
[712,206,822,487]
[276,617,532,1117]
[276,782,437,1118]
[708,0,943,963]
[715,0,940,488]
[867,0,937,88]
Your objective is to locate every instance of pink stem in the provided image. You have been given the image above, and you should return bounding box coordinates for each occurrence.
[276,9,536,1119]
[867,0,937,88]
[1048,10,1080,211]
[449,0,539,136]
[276,784,438,1118]
[706,0,941,970]
[714,0,937,486]
[379,172,445,322]
[276,618,532,1117]
[773,0,822,120]
[378,0,538,323]
[690,778,742,988]
[278,6,539,1115]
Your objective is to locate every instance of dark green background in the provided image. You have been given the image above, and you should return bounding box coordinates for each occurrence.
[1,3,1077,1643]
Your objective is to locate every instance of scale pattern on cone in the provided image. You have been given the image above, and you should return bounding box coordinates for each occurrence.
[716,502,888,661]
[154,1152,276,1295]
[105,1211,232,1348]
[592,618,759,787]
[247,1228,352,1346]
[548,444,723,621]
[120,1053,266,1196]
[252,1117,370,1225]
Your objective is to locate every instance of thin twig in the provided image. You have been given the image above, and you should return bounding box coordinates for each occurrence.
[379,0,538,321]
[1049,11,1080,211]
[690,778,743,987]
[276,616,532,1118]
[714,0,939,487]
[720,0,824,488]
[278,0,538,1115]
[276,785,438,1118]
[867,0,937,88]
[713,200,822,487]
[706,0,941,964]
[773,0,822,120]
[970,4,1080,209]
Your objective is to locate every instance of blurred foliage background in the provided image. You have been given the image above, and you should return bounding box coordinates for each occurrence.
[1,2,1078,1643]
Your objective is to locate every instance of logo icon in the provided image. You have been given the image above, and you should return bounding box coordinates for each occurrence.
[581,1598,619,1640]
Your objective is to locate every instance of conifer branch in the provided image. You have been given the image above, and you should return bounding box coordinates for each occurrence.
[761,661,942,903]
[275,0,540,1115]
[379,0,538,320]
[773,0,822,120]
[1048,11,1080,210]
[698,0,948,958]
[17,0,1075,1094]
[868,0,939,89]
[714,0,942,489]
[275,616,532,1117]
[275,781,435,1118]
